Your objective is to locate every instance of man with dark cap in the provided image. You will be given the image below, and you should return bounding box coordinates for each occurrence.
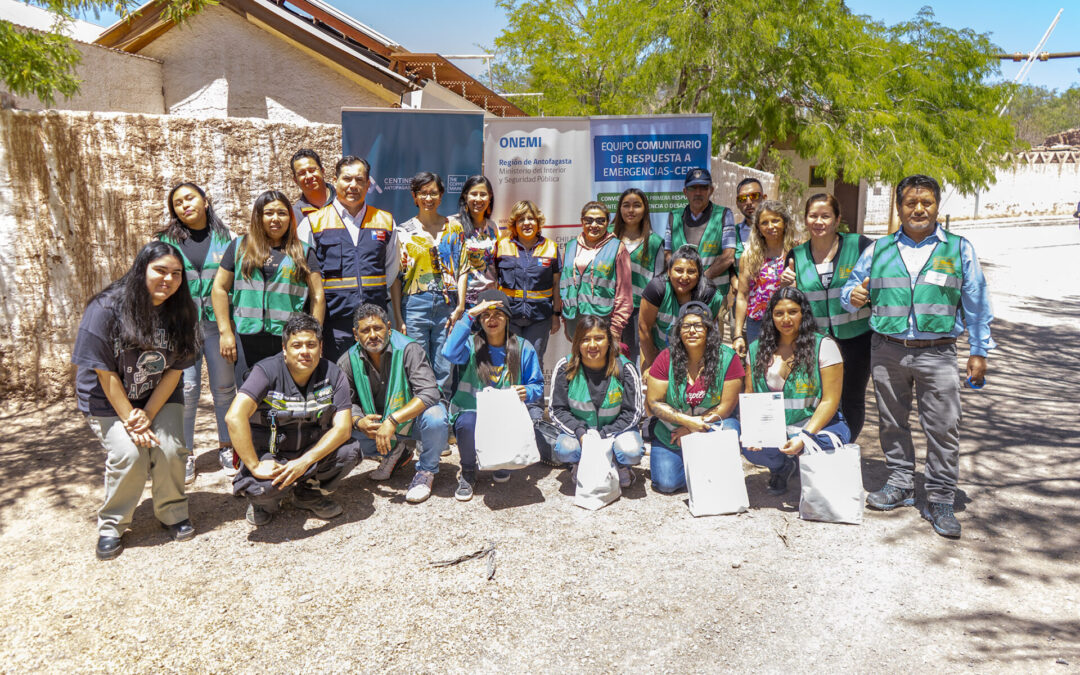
[666,167,737,299]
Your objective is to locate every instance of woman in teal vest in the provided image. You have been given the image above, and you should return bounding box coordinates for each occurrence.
[778,194,873,440]
[645,302,744,493]
[560,201,633,345]
[743,287,850,495]
[156,182,236,483]
[638,245,724,374]
[550,315,645,488]
[610,188,664,363]
[211,190,324,386]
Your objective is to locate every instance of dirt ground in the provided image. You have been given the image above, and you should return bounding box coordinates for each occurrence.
[1,222,1078,673]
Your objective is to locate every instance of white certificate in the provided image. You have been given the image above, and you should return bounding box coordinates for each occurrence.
[738,392,788,449]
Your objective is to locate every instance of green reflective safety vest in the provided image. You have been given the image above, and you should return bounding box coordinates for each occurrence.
[231,237,311,336]
[624,233,664,309]
[671,204,732,297]
[748,334,824,426]
[792,234,870,339]
[159,230,231,321]
[560,237,621,320]
[449,334,523,421]
[868,231,963,335]
[650,281,724,352]
[566,355,630,428]
[733,221,748,267]
[347,331,415,445]
[654,345,736,448]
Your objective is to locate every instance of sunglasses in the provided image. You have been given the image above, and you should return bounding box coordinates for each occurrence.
[736,191,763,203]
[581,216,608,226]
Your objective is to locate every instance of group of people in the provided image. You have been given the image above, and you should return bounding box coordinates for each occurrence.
[72,152,994,560]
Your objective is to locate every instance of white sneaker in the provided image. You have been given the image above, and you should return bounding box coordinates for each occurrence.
[184,455,196,485]
[370,441,411,481]
[219,447,239,476]
[442,442,455,457]
[405,470,435,503]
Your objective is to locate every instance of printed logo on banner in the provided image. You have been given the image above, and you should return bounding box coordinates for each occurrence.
[593,134,710,182]
[448,175,467,193]
[382,177,412,191]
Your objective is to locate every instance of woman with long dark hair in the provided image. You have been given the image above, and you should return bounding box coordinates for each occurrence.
[560,201,632,343]
[550,315,644,488]
[72,241,201,560]
[777,194,873,441]
[157,182,236,483]
[734,200,799,357]
[448,175,500,309]
[638,245,724,373]
[211,190,324,389]
[645,302,743,493]
[611,188,664,363]
[743,287,850,495]
[443,289,550,501]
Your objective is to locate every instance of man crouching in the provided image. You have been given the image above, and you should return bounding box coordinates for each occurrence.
[226,312,359,526]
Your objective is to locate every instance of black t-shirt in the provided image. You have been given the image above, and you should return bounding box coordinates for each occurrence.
[72,295,196,416]
[175,226,212,271]
[641,275,718,307]
[220,239,321,279]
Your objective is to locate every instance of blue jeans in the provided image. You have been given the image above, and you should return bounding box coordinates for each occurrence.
[650,417,740,493]
[353,404,449,474]
[182,320,236,449]
[554,431,644,466]
[745,318,763,346]
[741,413,851,472]
[404,291,453,392]
[453,404,551,479]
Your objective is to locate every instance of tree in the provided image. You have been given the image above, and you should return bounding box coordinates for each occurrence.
[492,0,1017,195]
[1,0,215,106]
[1005,84,1080,148]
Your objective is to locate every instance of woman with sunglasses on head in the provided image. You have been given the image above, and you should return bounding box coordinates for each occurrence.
[645,303,744,493]
[448,175,500,310]
[743,287,850,496]
[560,201,633,345]
[610,188,664,364]
[211,190,324,387]
[73,241,201,560]
[156,182,236,484]
[776,194,873,441]
[550,315,645,489]
[733,200,799,357]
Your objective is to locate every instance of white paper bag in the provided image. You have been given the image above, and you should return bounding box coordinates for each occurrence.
[798,431,864,525]
[474,387,540,470]
[574,431,620,510]
[681,428,748,516]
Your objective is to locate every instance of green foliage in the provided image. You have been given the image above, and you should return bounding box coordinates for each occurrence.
[1,0,216,106]
[492,0,1017,194]
[1005,84,1080,148]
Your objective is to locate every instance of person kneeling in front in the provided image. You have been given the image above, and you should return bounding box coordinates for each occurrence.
[550,315,644,488]
[226,313,359,526]
[338,303,448,503]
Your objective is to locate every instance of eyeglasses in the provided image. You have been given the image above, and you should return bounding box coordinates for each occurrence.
[581,216,608,226]
[680,322,707,334]
[736,191,763,203]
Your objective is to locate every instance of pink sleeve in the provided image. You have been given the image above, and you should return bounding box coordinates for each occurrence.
[609,246,633,338]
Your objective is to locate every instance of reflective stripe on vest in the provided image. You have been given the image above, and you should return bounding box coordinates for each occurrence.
[671,205,731,296]
[309,204,393,319]
[566,355,629,428]
[748,334,824,425]
[449,334,523,421]
[495,236,559,322]
[159,231,231,322]
[560,237,621,320]
[231,237,310,335]
[654,346,736,448]
[792,234,870,339]
[626,233,664,309]
[347,331,415,444]
[868,231,963,334]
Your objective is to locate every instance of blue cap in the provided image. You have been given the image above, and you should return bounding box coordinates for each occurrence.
[684,168,712,188]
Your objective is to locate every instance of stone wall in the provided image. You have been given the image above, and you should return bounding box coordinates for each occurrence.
[0,109,341,400]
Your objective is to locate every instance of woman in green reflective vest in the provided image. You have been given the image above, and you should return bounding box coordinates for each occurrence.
[610,188,664,364]
[211,190,324,388]
[778,193,873,441]
[743,287,850,496]
[560,201,633,344]
[156,182,236,483]
[638,245,724,374]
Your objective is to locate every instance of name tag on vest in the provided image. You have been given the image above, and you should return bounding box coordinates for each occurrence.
[924,270,949,286]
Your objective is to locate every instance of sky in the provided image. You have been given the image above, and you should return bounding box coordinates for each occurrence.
[75,0,1079,91]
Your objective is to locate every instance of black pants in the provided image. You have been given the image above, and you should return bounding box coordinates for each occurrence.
[232,438,360,509]
[836,331,872,442]
[235,333,281,386]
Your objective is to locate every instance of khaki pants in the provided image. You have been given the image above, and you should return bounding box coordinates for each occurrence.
[88,402,189,537]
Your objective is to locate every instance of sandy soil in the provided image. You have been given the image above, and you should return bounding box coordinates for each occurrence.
[1,223,1077,673]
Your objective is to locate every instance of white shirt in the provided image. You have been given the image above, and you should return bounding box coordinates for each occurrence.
[297,199,400,282]
[764,336,842,392]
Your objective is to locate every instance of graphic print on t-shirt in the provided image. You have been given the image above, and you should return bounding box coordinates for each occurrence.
[116,328,175,400]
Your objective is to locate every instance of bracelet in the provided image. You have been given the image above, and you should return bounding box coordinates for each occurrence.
[733,335,746,342]
[387,413,400,426]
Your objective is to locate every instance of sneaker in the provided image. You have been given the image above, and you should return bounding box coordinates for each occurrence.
[866,485,916,511]
[492,469,511,483]
[618,465,636,488]
[292,494,343,519]
[455,472,475,502]
[406,470,435,503]
[184,455,196,485]
[219,447,238,476]
[922,502,961,538]
[369,441,412,481]
[766,457,797,495]
[442,442,454,457]
[246,503,273,526]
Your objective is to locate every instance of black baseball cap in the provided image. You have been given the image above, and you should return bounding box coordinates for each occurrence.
[684,168,712,188]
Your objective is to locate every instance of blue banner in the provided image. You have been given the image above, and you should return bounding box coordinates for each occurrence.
[342,109,485,220]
